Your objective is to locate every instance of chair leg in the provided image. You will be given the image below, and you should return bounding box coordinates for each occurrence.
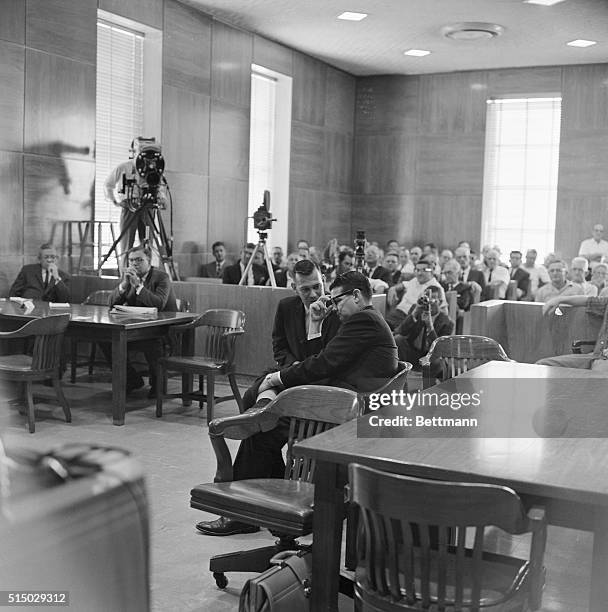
[24,381,35,433]
[70,338,77,383]
[53,377,71,423]
[206,374,215,424]
[88,343,96,376]
[182,372,193,407]
[345,503,359,571]
[156,363,164,418]
[228,373,243,413]
[198,375,205,409]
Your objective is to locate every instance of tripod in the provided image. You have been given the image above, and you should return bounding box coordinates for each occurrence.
[98,202,178,281]
[239,231,276,287]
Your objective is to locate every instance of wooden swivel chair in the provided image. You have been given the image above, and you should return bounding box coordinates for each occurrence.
[357,361,412,415]
[70,289,113,383]
[421,335,511,389]
[0,314,71,433]
[155,309,245,423]
[349,463,547,611]
[190,385,359,589]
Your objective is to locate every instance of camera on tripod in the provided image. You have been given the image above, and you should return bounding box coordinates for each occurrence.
[252,190,275,232]
[354,229,366,272]
[122,137,166,211]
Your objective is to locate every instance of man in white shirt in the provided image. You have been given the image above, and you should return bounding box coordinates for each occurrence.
[578,224,608,266]
[523,249,549,299]
[535,260,584,302]
[481,249,510,299]
[569,257,598,297]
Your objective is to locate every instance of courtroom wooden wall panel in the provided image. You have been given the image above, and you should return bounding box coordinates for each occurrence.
[555,195,608,259]
[323,132,353,194]
[487,66,562,96]
[321,193,355,245]
[415,134,484,196]
[0,151,23,256]
[253,35,293,77]
[557,130,608,195]
[418,72,487,134]
[351,195,416,246]
[561,64,608,131]
[414,195,483,250]
[163,0,212,95]
[355,76,420,134]
[26,0,96,64]
[325,67,356,134]
[290,122,324,190]
[292,54,326,127]
[98,0,163,29]
[23,50,96,157]
[162,86,210,175]
[207,177,248,253]
[209,100,250,181]
[288,188,323,247]
[353,132,416,195]
[0,0,25,44]
[0,41,24,152]
[211,21,253,108]
[2,257,27,294]
[23,155,95,256]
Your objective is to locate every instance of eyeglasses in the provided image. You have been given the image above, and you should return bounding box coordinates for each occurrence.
[128,257,146,264]
[330,290,354,307]
[41,254,58,260]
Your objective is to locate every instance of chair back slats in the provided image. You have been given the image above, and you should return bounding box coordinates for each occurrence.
[350,463,536,611]
[12,315,70,372]
[196,309,245,363]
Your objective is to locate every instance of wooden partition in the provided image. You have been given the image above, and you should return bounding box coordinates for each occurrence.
[470,300,601,363]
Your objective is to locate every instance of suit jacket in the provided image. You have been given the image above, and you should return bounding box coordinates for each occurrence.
[461,268,485,290]
[510,267,531,299]
[222,261,268,285]
[280,306,399,392]
[272,295,341,368]
[109,267,177,312]
[394,311,454,355]
[367,265,393,285]
[10,263,71,302]
[200,260,226,279]
[441,280,475,311]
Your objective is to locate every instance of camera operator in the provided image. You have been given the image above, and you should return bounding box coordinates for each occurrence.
[104,137,165,257]
[393,286,453,373]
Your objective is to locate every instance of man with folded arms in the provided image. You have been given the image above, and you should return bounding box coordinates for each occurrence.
[197,271,398,536]
[10,243,70,302]
[102,244,177,398]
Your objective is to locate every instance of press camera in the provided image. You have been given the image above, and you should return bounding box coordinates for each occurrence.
[252,190,276,233]
[122,137,166,210]
[354,229,366,272]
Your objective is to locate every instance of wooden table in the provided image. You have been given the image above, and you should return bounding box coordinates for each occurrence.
[295,361,608,611]
[0,300,196,425]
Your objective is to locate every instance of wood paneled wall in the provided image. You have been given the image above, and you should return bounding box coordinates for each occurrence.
[352,64,608,259]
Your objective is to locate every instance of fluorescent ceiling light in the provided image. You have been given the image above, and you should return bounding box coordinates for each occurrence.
[567,39,597,47]
[404,49,431,57]
[524,0,566,6]
[337,12,367,21]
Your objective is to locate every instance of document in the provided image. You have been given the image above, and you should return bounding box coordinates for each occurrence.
[110,305,158,316]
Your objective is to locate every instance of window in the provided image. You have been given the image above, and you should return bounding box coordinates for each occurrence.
[481,97,562,259]
[94,10,161,268]
[247,65,292,253]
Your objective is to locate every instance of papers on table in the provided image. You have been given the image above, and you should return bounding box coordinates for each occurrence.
[110,305,158,316]
[9,297,30,305]
[49,302,71,309]
[9,297,35,314]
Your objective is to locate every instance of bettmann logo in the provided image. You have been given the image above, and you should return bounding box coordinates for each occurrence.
[368,389,482,412]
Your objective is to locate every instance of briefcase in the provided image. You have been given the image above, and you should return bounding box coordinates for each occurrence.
[239,549,312,612]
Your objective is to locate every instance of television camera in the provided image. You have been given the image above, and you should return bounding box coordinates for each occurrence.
[354,229,366,273]
[121,138,166,211]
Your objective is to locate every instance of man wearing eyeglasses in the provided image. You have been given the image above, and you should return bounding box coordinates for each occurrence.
[104,244,177,397]
[10,243,71,302]
[196,270,398,537]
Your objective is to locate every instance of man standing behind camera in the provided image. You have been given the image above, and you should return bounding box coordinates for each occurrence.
[10,243,71,302]
[104,244,177,397]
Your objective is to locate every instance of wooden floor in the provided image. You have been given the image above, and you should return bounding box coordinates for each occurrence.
[0,369,594,611]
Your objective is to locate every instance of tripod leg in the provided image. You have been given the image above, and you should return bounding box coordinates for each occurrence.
[142,208,178,281]
[98,208,140,271]
[239,247,257,285]
[262,242,276,287]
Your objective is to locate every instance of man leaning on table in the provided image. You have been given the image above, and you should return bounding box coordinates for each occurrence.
[537,295,608,372]
[10,243,71,303]
[102,244,177,398]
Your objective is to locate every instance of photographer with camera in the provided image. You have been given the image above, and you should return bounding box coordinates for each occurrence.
[393,286,453,372]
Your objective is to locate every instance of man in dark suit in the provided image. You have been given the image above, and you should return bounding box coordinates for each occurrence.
[197,271,398,536]
[103,244,177,398]
[10,243,71,302]
[440,259,482,311]
[200,241,228,278]
[383,251,402,286]
[454,246,485,291]
[222,243,267,285]
[364,245,392,286]
[509,251,531,300]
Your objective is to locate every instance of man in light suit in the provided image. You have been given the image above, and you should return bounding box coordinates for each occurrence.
[10,243,71,302]
[103,244,177,398]
[200,241,228,278]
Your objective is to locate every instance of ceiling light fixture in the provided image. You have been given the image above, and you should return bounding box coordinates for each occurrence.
[441,22,505,41]
[567,39,597,47]
[337,12,367,21]
[404,49,431,57]
[524,0,566,6]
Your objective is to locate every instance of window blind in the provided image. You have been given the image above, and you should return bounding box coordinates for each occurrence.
[481,97,562,259]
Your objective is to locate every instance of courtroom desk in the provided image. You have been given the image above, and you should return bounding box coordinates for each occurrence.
[470,299,601,363]
[295,361,608,612]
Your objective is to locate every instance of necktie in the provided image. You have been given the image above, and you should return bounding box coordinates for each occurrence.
[459,271,464,282]
[488,270,493,283]
[44,270,49,289]
[216,263,221,278]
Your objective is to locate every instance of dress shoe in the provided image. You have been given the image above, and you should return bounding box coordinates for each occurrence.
[126,377,145,394]
[195,516,260,536]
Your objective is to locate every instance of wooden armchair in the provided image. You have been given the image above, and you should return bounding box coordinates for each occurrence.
[421,335,511,389]
[189,385,359,589]
[349,463,547,611]
[0,314,71,433]
[357,360,412,415]
[572,339,595,354]
[155,309,245,423]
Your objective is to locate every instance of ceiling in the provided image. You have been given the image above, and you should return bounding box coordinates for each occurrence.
[180,0,608,76]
